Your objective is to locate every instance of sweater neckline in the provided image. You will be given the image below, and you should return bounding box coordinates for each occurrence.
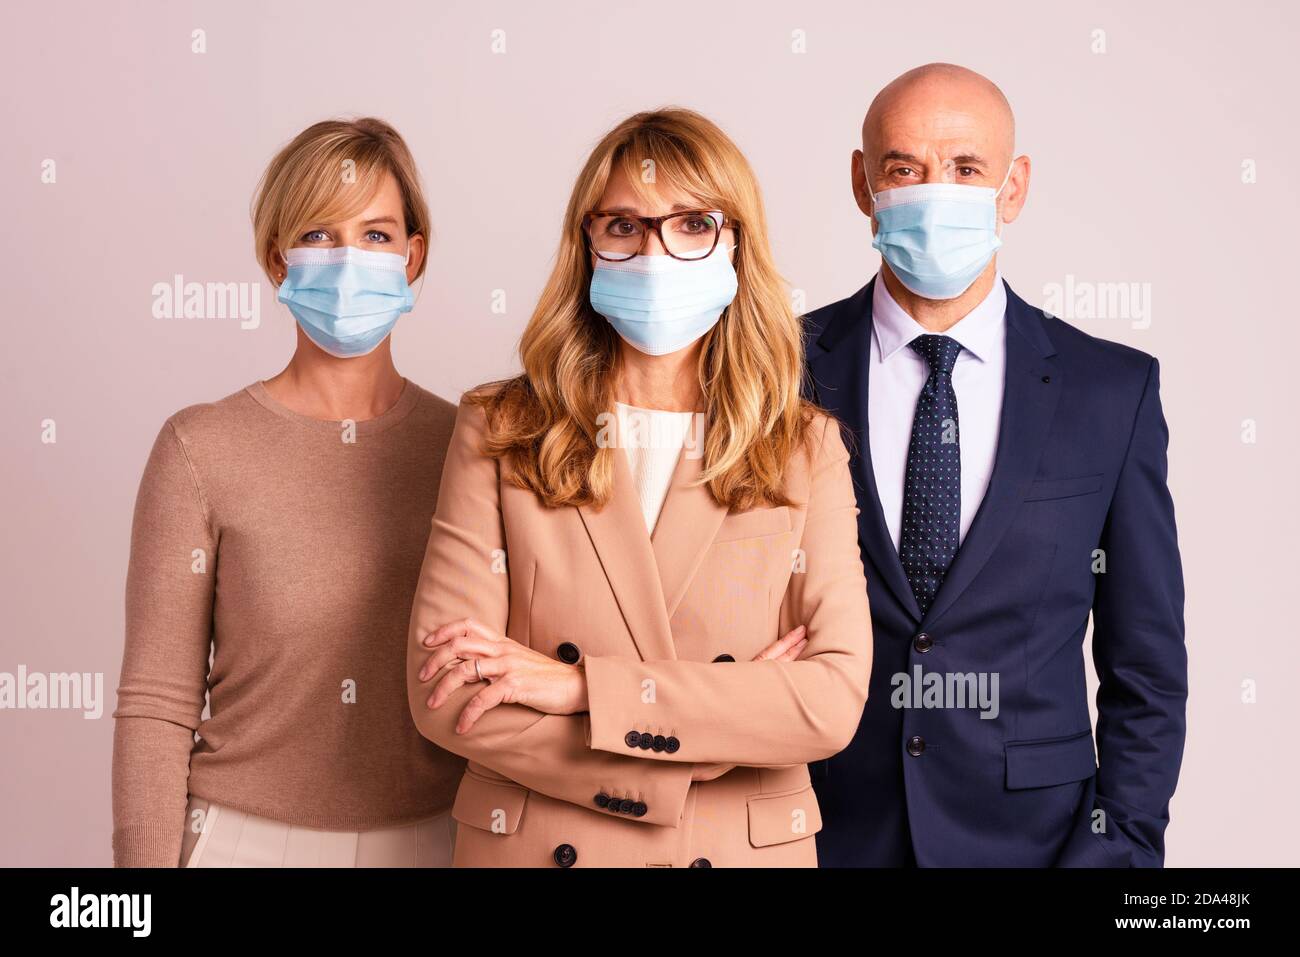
[244,377,422,435]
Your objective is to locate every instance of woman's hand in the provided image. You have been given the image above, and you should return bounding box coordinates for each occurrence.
[418,618,588,733]
[754,624,807,662]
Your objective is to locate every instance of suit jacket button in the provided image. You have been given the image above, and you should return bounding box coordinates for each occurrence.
[907,735,926,757]
[557,641,581,664]
[652,734,667,752]
[690,857,712,868]
[638,732,654,750]
[913,633,933,653]
[624,731,641,748]
[593,792,610,808]
[664,736,681,754]
[632,801,648,817]
[712,654,735,663]
[553,844,578,868]
[618,798,635,814]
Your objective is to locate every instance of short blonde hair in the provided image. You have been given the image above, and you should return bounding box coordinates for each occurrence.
[251,117,430,283]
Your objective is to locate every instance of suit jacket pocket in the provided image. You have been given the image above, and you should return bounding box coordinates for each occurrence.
[713,506,792,544]
[747,784,823,847]
[1024,473,1104,502]
[1004,729,1098,789]
[452,766,529,834]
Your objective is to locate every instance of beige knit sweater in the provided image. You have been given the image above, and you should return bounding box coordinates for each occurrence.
[112,379,466,866]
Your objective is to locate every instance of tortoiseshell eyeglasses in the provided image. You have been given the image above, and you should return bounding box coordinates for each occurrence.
[582,209,733,262]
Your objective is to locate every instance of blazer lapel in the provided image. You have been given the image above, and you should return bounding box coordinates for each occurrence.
[649,416,729,621]
[808,278,924,622]
[920,282,1061,628]
[576,415,680,663]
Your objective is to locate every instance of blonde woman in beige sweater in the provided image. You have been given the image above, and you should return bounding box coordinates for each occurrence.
[112,118,464,867]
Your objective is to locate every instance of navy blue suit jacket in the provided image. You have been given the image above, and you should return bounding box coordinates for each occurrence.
[804,277,1187,867]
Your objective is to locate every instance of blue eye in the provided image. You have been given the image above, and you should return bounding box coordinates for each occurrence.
[365,230,392,243]
[301,229,329,243]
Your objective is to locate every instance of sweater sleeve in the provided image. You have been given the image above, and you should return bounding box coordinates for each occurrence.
[111,417,215,867]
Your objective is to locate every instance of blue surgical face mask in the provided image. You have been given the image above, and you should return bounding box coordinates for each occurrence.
[589,243,738,356]
[278,245,414,358]
[866,162,1013,300]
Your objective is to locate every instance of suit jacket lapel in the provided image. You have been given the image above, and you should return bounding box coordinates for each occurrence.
[576,414,680,663]
[807,278,924,622]
[920,282,1061,628]
[649,416,729,621]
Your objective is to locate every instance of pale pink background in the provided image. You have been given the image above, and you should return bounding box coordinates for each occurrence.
[1,0,1295,866]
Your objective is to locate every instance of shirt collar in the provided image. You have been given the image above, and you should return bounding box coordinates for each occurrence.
[871,270,1007,363]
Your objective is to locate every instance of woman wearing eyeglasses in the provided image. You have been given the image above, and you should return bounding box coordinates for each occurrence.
[407,108,873,867]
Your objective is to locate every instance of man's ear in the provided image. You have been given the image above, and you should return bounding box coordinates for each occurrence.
[852,149,874,221]
[1000,155,1031,226]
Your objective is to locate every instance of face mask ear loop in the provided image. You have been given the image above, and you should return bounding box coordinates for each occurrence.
[404,238,428,310]
[994,161,1015,198]
[277,246,296,286]
[992,162,1015,237]
[862,156,878,207]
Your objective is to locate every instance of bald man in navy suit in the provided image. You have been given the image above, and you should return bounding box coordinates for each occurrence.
[805,64,1187,867]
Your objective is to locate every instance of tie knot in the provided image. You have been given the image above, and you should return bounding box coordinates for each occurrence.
[909,334,962,375]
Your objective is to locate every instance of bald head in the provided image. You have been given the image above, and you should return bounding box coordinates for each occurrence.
[851,62,1029,242]
[858,63,1017,200]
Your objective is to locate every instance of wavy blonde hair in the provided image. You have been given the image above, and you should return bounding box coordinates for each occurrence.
[472,108,816,511]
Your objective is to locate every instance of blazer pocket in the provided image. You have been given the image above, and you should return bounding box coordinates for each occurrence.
[451,766,529,834]
[1004,729,1097,789]
[713,506,792,544]
[747,784,823,847]
[1023,473,1104,502]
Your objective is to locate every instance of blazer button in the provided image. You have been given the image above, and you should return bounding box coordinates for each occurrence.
[624,731,641,748]
[631,801,648,817]
[638,732,654,750]
[712,654,735,663]
[652,734,667,752]
[552,844,578,868]
[557,641,581,664]
[618,798,635,814]
[690,857,712,868]
[664,736,681,754]
[913,633,934,653]
[593,792,610,808]
[907,735,926,757]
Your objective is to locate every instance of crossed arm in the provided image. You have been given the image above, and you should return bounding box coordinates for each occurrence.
[406,400,873,826]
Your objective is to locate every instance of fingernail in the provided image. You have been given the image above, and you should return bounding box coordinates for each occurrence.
[423,634,436,646]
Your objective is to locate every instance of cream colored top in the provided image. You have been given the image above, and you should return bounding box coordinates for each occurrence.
[614,401,698,533]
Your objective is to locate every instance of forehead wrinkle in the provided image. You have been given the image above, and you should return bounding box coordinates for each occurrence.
[862,64,1015,165]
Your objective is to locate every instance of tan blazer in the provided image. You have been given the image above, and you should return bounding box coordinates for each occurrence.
[407,398,872,867]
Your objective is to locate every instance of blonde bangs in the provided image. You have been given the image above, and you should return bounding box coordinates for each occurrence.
[251,118,431,282]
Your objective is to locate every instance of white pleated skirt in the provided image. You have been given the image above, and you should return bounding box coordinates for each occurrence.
[180,795,456,868]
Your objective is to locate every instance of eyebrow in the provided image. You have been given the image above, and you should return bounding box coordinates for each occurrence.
[878,151,990,168]
[361,216,400,226]
[880,150,923,165]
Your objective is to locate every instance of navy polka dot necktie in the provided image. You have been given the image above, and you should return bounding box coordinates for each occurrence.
[899,334,963,617]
